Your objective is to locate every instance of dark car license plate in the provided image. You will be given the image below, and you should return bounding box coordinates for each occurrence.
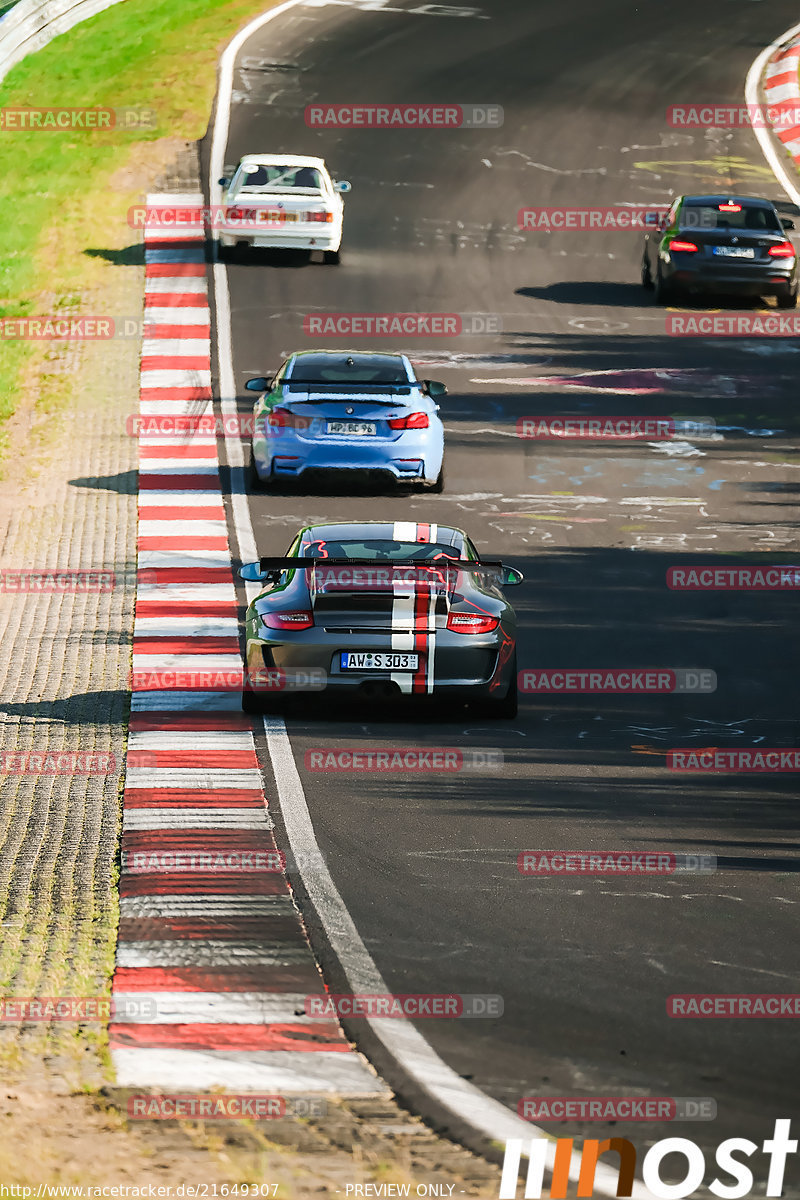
[340,651,418,671]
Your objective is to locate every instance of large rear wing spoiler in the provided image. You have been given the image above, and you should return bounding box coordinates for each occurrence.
[257,556,504,573]
[239,557,523,589]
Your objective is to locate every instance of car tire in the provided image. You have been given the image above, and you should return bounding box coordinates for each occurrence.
[654,267,674,306]
[324,249,341,265]
[641,256,654,290]
[241,687,262,715]
[428,462,445,493]
[776,286,798,309]
[470,655,518,719]
[248,448,268,491]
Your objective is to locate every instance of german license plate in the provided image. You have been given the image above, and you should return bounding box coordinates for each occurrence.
[257,210,297,223]
[326,421,377,436]
[712,246,754,258]
[340,651,419,671]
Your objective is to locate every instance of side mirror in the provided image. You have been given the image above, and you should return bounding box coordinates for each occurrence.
[218,177,230,187]
[781,218,796,230]
[333,180,352,193]
[421,380,447,397]
[501,565,524,586]
[245,376,274,392]
[239,561,267,582]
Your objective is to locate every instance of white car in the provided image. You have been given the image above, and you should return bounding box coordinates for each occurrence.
[217,154,350,263]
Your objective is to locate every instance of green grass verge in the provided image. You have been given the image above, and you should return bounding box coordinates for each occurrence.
[0,0,277,457]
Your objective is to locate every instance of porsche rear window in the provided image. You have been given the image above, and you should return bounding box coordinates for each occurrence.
[301,539,464,561]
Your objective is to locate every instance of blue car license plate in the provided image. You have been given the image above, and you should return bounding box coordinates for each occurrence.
[326,421,377,436]
[340,651,419,671]
[712,246,754,258]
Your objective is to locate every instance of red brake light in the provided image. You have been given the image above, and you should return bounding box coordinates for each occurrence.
[267,408,292,427]
[388,412,429,430]
[261,610,314,630]
[718,203,742,212]
[670,239,699,253]
[768,242,795,258]
[267,408,309,429]
[446,611,499,634]
[304,210,333,223]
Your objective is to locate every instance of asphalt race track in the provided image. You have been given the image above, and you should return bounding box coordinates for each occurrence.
[203,0,800,1163]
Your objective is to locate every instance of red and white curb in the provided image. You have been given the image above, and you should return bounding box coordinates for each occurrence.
[110,194,385,1093]
[764,37,800,165]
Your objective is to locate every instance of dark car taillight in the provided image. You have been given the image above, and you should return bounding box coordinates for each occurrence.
[261,610,314,630]
[226,207,256,221]
[768,242,796,258]
[388,412,429,430]
[670,240,699,253]
[446,611,499,634]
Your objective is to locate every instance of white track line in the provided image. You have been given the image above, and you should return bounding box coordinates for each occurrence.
[208,3,658,1194]
[745,19,800,208]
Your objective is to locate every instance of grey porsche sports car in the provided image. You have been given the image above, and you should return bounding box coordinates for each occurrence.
[238,520,522,717]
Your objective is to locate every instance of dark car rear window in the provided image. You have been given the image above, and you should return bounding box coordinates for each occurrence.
[289,355,411,384]
[301,539,463,560]
[680,203,781,232]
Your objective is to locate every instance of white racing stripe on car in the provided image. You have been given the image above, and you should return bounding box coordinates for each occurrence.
[390,584,415,693]
[391,520,416,541]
